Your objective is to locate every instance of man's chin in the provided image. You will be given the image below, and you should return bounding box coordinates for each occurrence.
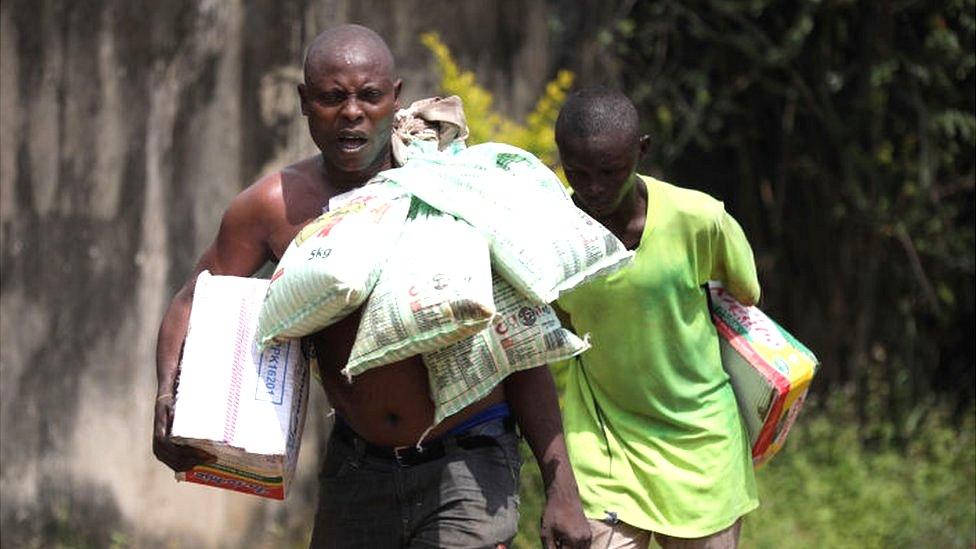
[579,202,615,218]
[325,153,376,175]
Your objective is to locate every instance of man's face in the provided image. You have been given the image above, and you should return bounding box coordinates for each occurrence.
[558,133,644,218]
[300,54,401,176]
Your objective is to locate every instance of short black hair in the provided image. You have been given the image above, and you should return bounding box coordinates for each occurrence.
[555,87,640,143]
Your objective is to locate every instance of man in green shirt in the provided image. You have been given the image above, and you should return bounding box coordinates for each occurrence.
[553,87,761,548]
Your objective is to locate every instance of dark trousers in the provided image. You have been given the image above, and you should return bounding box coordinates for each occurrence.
[310,418,522,548]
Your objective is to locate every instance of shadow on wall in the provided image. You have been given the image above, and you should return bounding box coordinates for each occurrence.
[0,0,626,545]
[0,388,331,548]
[3,477,157,548]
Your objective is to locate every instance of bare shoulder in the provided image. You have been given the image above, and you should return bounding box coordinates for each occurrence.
[229,156,330,259]
[233,168,287,219]
[227,157,318,222]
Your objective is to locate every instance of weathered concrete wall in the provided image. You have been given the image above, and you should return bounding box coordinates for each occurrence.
[0,1,623,546]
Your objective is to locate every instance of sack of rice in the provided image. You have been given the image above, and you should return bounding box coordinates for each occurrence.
[423,272,590,423]
[344,200,496,377]
[378,142,634,304]
[256,182,410,346]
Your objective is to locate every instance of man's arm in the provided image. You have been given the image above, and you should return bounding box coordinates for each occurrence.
[709,209,761,306]
[153,279,210,472]
[152,184,275,472]
[504,366,591,549]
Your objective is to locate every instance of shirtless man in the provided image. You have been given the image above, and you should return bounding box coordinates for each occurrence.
[152,24,590,549]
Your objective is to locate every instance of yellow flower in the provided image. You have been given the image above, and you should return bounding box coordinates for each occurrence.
[420,33,575,174]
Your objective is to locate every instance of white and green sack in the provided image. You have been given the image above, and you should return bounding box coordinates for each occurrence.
[256,182,410,346]
[380,142,634,303]
[423,272,590,423]
[344,199,496,377]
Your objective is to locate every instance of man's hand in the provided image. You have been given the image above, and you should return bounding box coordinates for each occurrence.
[504,367,592,548]
[151,172,275,474]
[153,281,215,473]
[152,393,215,472]
[540,488,592,549]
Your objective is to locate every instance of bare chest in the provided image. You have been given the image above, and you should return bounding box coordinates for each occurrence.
[269,196,331,260]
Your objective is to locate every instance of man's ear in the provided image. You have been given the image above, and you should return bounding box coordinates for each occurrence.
[393,78,403,110]
[639,134,651,157]
[297,83,310,116]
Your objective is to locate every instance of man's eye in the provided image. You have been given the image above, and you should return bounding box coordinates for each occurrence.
[359,89,384,102]
[319,92,346,105]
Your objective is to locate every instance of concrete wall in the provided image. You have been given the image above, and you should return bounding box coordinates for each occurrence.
[0,1,623,546]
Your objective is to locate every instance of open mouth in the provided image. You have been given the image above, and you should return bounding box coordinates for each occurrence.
[337,133,368,153]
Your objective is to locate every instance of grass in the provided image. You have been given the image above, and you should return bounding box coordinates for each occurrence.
[515,388,976,548]
[24,387,971,548]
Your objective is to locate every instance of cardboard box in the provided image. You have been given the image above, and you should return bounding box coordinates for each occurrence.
[171,271,309,499]
[708,282,818,466]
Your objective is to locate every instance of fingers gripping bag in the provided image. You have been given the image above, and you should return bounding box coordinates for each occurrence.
[377,142,634,303]
[344,199,496,377]
[423,272,590,424]
[256,182,410,346]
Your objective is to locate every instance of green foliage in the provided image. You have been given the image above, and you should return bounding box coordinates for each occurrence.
[614,0,975,419]
[420,32,575,168]
[743,395,976,549]
[418,13,976,547]
[515,396,976,548]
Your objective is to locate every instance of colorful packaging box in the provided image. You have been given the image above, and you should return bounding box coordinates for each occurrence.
[708,282,818,466]
[171,271,309,499]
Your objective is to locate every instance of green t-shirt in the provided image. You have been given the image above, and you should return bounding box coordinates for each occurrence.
[557,175,760,538]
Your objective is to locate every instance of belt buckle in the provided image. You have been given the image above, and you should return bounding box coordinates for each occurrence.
[393,445,419,467]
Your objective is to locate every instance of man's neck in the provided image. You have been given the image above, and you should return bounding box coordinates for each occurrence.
[592,175,648,249]
[319,149,394,194]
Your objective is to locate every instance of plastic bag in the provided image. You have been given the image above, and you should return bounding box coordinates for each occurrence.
[344,200,496,377]
[423,272,590,423]
[379,142,633,303]
[256,182,410,346]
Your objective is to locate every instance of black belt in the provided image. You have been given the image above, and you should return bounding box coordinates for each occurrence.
[331,416,515,467]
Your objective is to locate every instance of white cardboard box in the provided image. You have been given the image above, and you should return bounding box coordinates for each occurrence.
[171,271,309,499]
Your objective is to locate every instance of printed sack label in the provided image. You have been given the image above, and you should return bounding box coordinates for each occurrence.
[344,200,495,377]
[379,142,633,303]
[424,272,590,423]
[256,182,410,346]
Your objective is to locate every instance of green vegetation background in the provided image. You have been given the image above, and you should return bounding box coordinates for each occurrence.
[423,0,975,545]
